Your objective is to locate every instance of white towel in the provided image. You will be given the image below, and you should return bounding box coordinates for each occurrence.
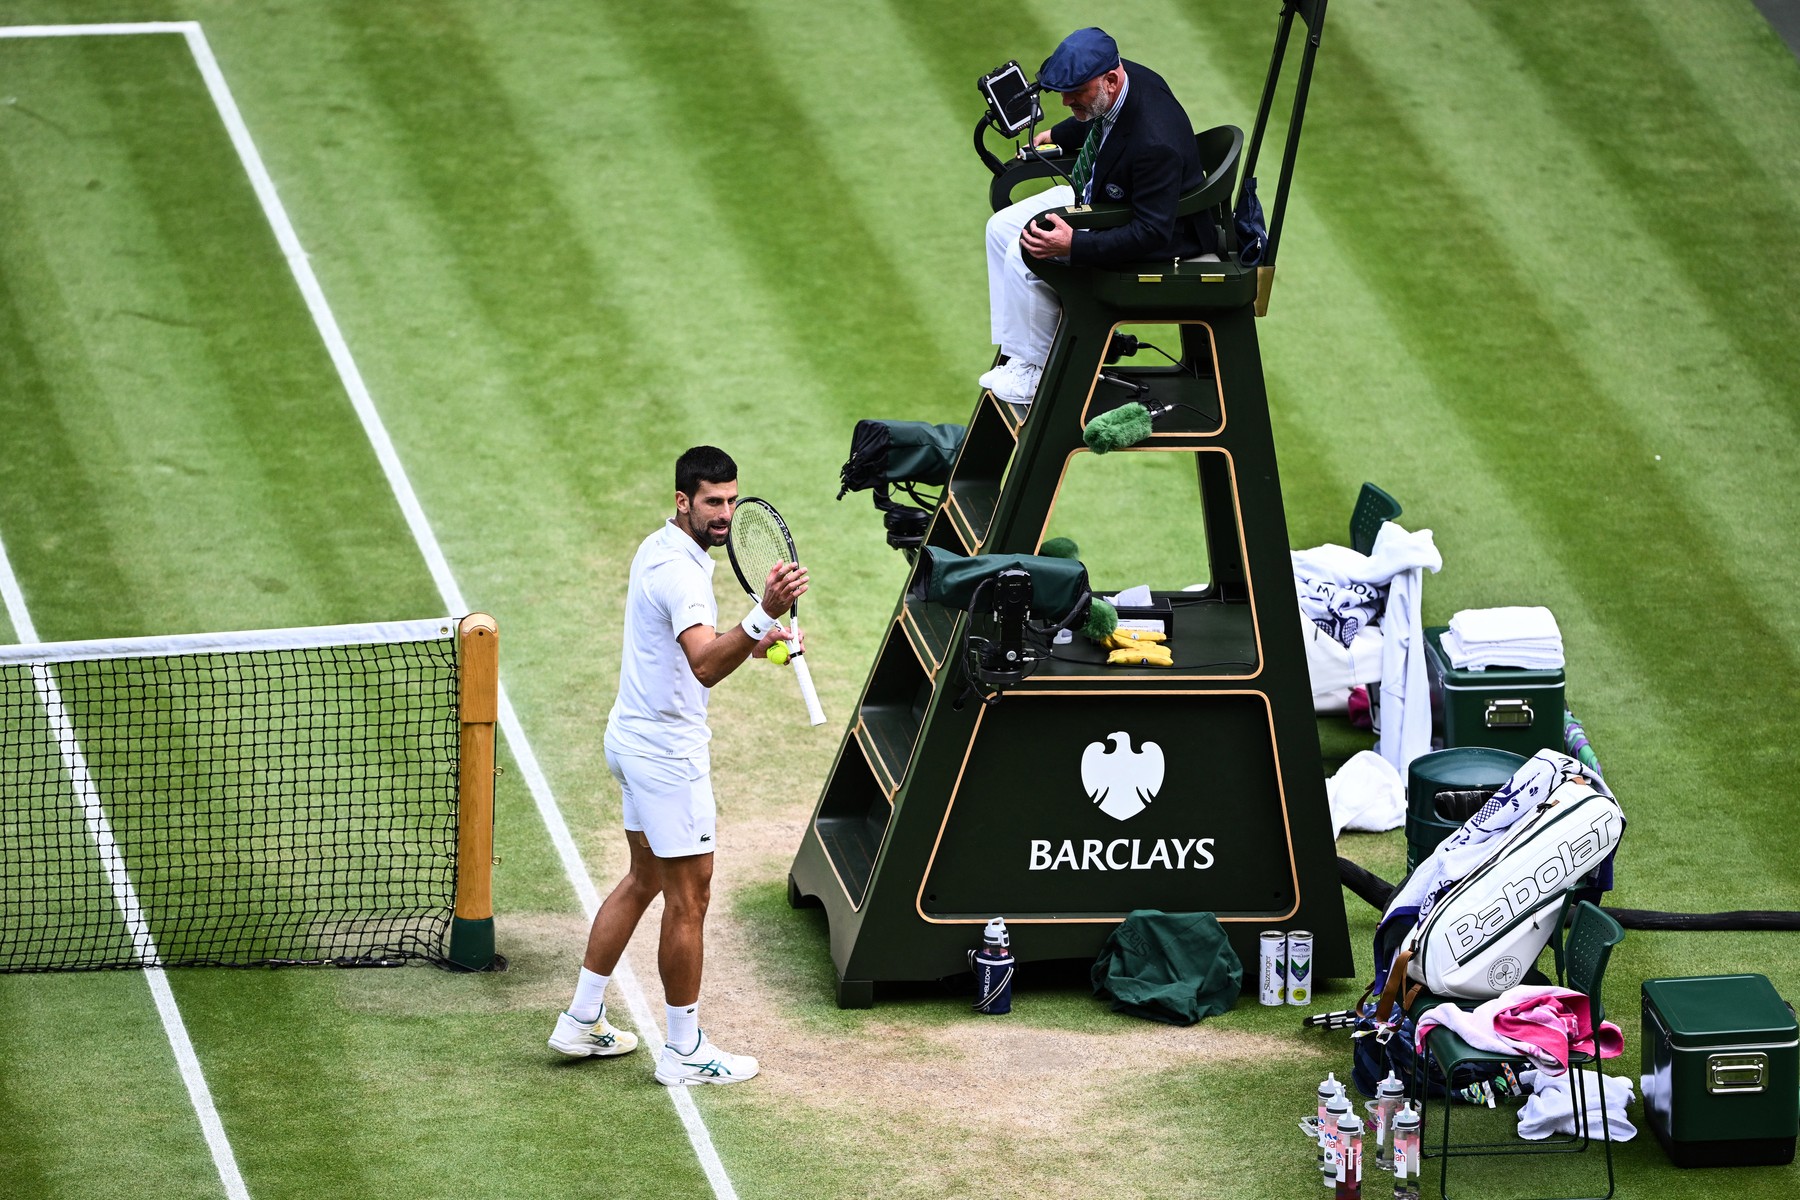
[1451,606,1561,644]
[1518,1068,1637,1142]
[1372,524,1442,774]
[1301,610,1384,714]
[1326,750,1404,838]
[1445,606,1565,670]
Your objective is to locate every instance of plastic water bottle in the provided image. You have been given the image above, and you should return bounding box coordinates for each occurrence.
[1316,1070,1342,1126]
[1322,1087,1352,1186]
[1334,1111,1363,1199]
[1314,1071,1343,1175]
[968,918,1014,1014]
[1371,1071,1406,1170]
[1391,1101,1421,1200]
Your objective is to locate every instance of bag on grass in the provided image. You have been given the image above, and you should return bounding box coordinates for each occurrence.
[1091,910,1242,1025]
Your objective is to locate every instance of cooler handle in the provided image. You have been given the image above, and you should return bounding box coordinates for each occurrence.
[1708,1052,1768,1093]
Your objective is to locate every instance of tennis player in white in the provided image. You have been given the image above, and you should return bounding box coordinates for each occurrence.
[549,445,805,1085]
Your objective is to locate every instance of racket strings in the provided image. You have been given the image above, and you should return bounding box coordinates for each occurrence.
[730,506,792,599]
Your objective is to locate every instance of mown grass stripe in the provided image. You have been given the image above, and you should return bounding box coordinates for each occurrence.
[1177,3,1800,898]
[0,129,154,639]
[597,0,964,412]
[319,1,681,474]
[1341,0,1800,658]
[1473,0,1800,443]
[181,20,742,1196]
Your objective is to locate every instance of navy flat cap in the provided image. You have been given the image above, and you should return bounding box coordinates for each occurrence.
[1037,27,1120,92]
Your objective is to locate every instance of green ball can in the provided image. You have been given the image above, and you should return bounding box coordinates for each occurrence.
[1286,930,1313,1006]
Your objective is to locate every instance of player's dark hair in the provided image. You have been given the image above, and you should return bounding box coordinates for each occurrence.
[676,446,738,498]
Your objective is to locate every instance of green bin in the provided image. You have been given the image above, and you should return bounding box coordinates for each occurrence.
[1643,974,1799,1167]
[1404,746,1527,872]
[1424,626,1565,757]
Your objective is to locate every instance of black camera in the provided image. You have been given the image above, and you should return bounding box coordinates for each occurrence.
[976,568,1035,687]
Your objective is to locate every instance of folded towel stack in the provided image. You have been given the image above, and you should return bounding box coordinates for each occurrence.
[1442,606,1564,670]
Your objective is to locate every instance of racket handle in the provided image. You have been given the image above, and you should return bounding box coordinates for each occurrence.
[790,653,827,726]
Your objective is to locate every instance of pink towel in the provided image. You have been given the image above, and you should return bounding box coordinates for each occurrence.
[1416,985,1624,1074]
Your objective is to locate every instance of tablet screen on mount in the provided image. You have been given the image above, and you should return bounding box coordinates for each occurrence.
[980,61,1041,137]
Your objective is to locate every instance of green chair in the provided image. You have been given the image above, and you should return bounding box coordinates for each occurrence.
[1349,481,1402,555]
[1416,899,1626,1199]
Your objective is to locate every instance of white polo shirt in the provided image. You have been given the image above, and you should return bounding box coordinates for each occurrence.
[604,520,718,760]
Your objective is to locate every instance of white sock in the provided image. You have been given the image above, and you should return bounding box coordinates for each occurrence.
[568,967,610,1024]
[665,1001,699,1053]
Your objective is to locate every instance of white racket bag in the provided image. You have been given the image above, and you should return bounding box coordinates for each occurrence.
[1407,779,1624,999]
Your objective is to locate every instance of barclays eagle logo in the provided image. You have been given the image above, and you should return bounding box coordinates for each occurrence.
[1080,731,1165,822]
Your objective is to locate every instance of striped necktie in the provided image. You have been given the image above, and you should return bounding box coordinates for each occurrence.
[1071,119,1105,202]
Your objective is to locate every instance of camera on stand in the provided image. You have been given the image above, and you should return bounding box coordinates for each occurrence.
[977,568,1034,688]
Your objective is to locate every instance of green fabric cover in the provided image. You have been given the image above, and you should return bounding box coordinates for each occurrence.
[1091,910,1244,1025]
[916,547,1091,620]
[881,421,966,486]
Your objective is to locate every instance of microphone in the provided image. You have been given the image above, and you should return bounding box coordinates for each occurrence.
[1081,597,1119,640]
[1081,400,1177,454]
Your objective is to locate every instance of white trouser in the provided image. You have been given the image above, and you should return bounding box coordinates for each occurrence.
[986,184,1073,367]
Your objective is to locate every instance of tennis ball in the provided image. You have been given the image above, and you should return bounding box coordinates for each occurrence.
[767,641,789,665]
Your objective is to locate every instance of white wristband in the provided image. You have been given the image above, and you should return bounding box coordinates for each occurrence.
[740,604,777,641]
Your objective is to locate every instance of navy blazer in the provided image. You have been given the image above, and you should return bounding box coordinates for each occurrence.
[1047,61,1210,265]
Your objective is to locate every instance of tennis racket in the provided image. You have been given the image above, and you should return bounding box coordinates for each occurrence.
[726,498,826,726]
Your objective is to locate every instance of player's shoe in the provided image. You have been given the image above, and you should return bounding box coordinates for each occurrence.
[548,1009,639,1058]
[654,1031,760,1086]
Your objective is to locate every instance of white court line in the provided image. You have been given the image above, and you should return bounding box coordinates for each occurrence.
[170,21,743,1198]
[4,20,736,1200]
[0,534,251,1200]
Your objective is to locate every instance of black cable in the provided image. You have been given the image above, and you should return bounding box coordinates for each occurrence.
[1139,340,1197,376]
[1336,857,1800,930]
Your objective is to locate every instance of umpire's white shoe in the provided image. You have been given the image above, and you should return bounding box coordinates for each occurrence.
[655,1031,760,1086]
[978,360,1012,391]
[548,1010,639,1058]
[987,361,1042,404]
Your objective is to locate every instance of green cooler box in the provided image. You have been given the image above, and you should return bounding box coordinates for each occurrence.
[1424,626,1565,756]
[1642,974,1799,1167]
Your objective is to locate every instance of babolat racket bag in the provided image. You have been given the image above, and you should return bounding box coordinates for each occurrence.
[1372,751,1624,1008]
[836,420,966,498]
[1409,778,1623,998]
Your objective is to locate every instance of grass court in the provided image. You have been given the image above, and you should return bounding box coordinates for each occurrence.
[2,2,1798,1196]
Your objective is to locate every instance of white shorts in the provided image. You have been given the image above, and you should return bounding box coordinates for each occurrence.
[606,748,716,859]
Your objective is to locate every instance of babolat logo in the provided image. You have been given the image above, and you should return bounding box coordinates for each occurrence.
[1027,731,1216,871]
[1447,808,1621,965]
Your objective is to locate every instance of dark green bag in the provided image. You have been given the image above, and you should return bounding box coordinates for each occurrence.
[1091,910,1244,1025]
[912,547,1091,621]
[836,420,966,498]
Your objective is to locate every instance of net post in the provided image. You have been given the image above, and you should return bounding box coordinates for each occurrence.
[449,612,498,970]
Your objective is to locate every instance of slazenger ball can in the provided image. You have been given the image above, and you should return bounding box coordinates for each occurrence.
[1259,930,1286,1005]
[1285,929,1313,1006]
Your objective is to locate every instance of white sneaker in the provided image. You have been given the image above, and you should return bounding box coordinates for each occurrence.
[654,1031,760,1086]
[977,361,1012,391]
[548,1010,639,1058]
[988,361,1042,404]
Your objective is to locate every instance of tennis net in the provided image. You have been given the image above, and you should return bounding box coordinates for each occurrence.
[0,616,493,972]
